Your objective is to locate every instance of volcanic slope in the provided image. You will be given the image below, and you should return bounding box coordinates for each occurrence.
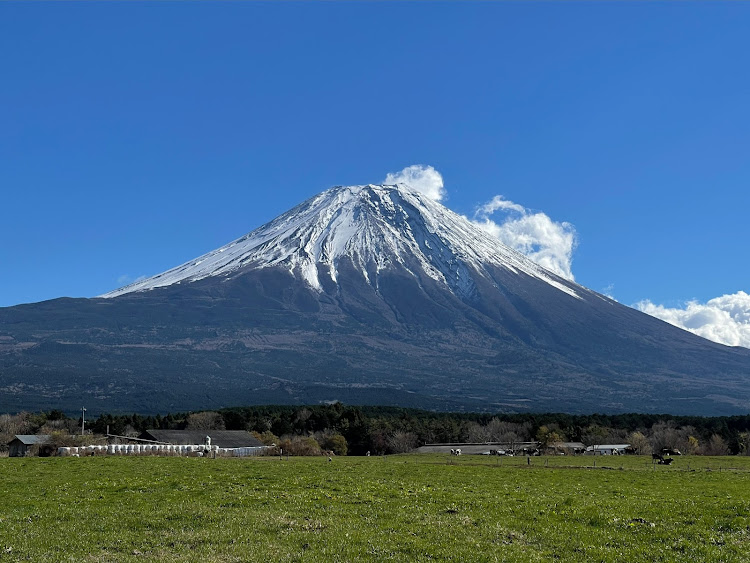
[1,184,749,415]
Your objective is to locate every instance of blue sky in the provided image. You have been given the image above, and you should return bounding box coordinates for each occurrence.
[2,2,749,345]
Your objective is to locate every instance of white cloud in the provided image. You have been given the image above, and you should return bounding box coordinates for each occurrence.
[477,195,526,215]
[602,283,617,300]
[471,196,577,281]
[384,164,445,201]
[636,291,750,348]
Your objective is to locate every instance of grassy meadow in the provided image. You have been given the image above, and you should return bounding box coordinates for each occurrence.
[1,454,750,562]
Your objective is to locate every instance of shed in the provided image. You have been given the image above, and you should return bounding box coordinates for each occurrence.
[558,442,586,455]
[415,441,540,455]
[585,444,630,456]
[139,430,264,449]
[8,435,51,457]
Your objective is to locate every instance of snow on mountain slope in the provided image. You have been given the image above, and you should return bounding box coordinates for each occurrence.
[101,184,580,299]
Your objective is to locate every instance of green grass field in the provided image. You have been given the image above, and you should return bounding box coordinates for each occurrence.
[2,454,750,562]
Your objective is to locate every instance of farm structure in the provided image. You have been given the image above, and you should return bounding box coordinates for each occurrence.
[584,444,631,455]
[57,436,268,457]
[419,442,615,456]
[83,429,269,457]
[56,430,270,457]
[545,442,586,455]
[3,429,270,458]
[138,429,264,449]
[133,429,268,457]
[8,435,51,457]
[416,442,541,456]
[562,442,586,454]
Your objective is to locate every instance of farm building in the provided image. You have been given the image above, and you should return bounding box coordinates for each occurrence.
[138,429,264,449]
[416,442,541,455]
[584,444,631,455]
[8,435,51,457]
[551,442,586,455]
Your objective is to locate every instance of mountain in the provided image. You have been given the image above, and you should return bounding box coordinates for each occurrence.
[102,184,576,300]
[1,184,749,415]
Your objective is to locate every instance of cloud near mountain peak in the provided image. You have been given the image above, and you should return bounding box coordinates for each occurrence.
[383,165,446,201]
[471,196,577,282]
[636,291,750,348]
[382,166,577,282]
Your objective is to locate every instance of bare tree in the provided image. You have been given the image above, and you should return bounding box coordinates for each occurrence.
[0,412,33,453]
[38,419,80,435]
[701,434,729,456]
[485,419,532,443]
[627,431,651,455]
[649,421,681,453]
[739,432,750,456]
[465,422,491,443]
[185,411,225,431]
[0,412,32,437]
[387,431,418,454]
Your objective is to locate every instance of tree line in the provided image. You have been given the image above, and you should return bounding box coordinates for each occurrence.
[3,405,750,455]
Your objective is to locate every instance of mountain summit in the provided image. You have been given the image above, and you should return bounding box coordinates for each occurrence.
[2,183,750,415]
[103,184,576,300]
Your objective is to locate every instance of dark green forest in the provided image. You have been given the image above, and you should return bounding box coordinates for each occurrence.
[7,404,750,456]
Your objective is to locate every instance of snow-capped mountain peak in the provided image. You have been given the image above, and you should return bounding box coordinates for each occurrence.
[101,184,579,299]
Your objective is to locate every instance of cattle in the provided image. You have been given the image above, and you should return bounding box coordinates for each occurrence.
[652,453,674,465]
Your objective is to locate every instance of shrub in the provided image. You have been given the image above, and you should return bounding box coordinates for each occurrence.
[320,433,348,456]
[251,430,280,446]
[278,436,322,456]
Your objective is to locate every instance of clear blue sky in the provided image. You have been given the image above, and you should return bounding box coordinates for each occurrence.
[2,2,749,313]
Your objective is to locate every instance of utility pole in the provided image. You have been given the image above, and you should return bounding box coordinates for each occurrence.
[81,407,87,436]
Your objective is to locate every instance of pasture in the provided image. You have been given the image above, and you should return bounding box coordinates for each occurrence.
[1,454,749,562]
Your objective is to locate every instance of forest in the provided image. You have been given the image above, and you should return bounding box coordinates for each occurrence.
[3,404,750,456]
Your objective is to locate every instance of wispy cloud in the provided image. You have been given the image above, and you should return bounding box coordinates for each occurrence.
[602,283,617,300]
[636,291,750,348]
[471,195,577,281]
[384,164,445,202]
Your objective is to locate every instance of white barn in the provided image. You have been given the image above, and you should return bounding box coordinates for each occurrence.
[585,444,630,455]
